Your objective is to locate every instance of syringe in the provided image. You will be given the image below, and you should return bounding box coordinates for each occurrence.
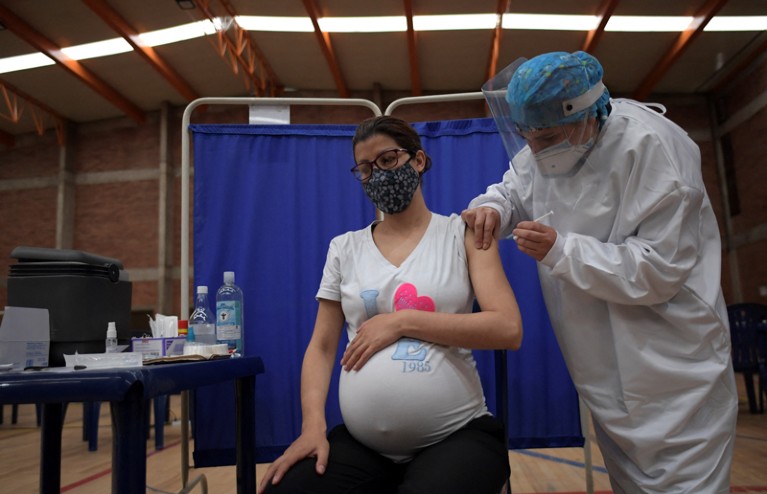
[513,210,554,241]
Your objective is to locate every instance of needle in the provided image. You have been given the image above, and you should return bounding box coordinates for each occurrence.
[533,210,554,223]
[513,210,554,241]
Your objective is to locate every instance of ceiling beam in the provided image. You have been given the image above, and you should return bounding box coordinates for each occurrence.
[632,0,729,100]
[194,0,282,96]
[1,78,68,145]
[582,0,619,53]
[403,0,421,96]
[216,0,282,96]
[303,0,349,98]
[486,0,510,81]
[0,3,145,123]
[82,0,200,102]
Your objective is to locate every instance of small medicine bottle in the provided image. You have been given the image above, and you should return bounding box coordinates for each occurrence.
[105,321,118,353]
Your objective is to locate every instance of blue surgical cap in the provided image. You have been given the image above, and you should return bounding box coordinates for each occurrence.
[507,51,610,131]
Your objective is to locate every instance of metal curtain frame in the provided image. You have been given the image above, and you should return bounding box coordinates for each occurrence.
[179,95,594,494]
[179,97,381,489]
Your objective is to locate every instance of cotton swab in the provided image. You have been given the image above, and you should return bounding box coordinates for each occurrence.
[513,210,554,241]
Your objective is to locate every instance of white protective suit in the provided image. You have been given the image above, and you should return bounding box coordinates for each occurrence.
[470,98,738,493]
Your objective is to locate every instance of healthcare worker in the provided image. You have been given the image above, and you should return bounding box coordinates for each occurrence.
[462,51,738,493]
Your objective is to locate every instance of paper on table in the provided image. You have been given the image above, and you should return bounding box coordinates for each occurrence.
[0,306,50,370]
[63,352,143,369]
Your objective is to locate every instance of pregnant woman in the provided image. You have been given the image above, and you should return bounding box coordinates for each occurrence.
[259,116,523,494]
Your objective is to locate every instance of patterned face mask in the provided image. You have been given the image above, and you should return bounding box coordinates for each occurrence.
[362,161,420,214]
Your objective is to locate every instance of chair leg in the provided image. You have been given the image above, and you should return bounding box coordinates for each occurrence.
[82,404,88,441]
[190,389,196,439]
[0,404,18,424]
[144,400,152,439]
[82,402,101,451]
[743,373,758,414]
[153,395,168,450]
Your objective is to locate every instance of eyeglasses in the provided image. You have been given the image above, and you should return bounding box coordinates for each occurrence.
[351,148,411,181]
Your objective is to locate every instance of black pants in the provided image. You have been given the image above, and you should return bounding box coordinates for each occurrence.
[264,415,510,494]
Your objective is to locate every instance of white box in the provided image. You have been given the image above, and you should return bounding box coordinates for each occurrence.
[0,306,50,370]
[131,336,186,359]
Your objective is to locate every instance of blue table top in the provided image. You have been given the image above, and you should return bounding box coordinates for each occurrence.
[0,355,265,404]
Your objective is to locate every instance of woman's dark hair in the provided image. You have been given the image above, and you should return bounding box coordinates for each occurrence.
[352,116,432,178]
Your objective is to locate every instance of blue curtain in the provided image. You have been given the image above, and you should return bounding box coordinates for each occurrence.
[190,118,582,465]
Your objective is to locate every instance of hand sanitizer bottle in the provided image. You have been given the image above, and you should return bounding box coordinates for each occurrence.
[105,321,118,353]
[216,271,243,357]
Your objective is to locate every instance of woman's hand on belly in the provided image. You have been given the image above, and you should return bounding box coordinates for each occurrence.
[342,312,404,371]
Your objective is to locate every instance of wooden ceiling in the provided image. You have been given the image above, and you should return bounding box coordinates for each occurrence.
[0,0,766,147]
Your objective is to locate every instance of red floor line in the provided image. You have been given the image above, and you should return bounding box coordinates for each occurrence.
[60,439,182,493]
[60,468,112,493]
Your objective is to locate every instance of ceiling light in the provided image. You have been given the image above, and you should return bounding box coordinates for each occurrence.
[0,53,55,74]
[319,16,406,33]
[502,14,598,31]
[60,38,132,60]
[236,16,314,32]
[176,0,196,10]
[705,16,767,31]
[605,16,692,32]
[414,14,497,31]
[138,20,216,46]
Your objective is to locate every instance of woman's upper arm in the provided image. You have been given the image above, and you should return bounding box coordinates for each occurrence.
[464,230,521,321]
[309,298,345,355]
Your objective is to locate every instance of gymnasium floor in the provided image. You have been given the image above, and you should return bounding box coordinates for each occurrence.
[0,379,765,493]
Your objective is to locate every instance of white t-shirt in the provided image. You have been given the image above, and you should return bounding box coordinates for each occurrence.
[316,213,489,462]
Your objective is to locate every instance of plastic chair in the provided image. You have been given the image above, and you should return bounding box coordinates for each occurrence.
[757,315,767,413]
[0,404,19,425]
[727,303,767,414]
[81,396,171,451]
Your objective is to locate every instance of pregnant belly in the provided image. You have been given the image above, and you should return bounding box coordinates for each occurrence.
[338,339,486,461]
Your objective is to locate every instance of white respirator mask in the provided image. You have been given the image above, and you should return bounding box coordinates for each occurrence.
[532,131,596,177]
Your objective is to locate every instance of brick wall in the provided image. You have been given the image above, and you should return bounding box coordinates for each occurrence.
[723,57,767,303]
